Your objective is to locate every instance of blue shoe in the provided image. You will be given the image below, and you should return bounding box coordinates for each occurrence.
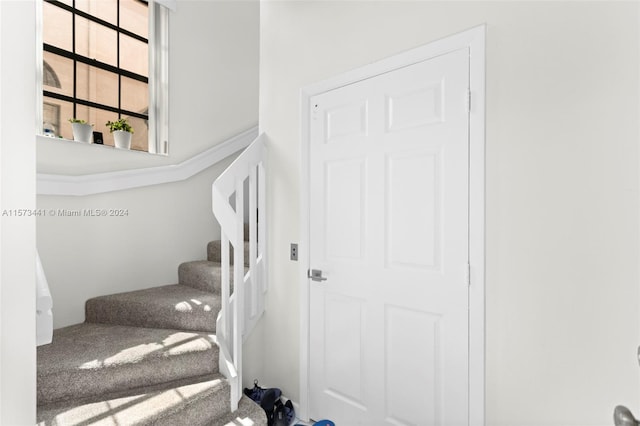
[243,380,266,403]
[284,400,295,424]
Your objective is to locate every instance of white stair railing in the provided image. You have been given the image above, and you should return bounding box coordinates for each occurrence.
[36,250,53,346]
[212,133,267,411]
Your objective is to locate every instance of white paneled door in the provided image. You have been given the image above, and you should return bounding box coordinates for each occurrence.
[309,48,470,425]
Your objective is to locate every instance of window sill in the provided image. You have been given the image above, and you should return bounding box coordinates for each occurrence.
[36,134,163,156]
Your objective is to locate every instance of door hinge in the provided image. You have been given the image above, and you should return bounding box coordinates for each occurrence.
[465,262,471,286]
[465,89,471,113]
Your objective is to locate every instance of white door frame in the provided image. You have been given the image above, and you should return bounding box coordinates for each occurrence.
[299,25,486,424]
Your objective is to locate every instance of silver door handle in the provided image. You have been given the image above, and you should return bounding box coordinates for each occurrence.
[308,269,327,282]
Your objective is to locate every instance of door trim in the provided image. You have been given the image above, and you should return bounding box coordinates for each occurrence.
[299,25,486,424]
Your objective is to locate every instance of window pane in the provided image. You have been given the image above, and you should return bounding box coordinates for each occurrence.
[91,109,119,146]
[75,16,117,66]
[75,0,117,26]
[126,115,149,152]
[43,2,72,51]
[120,34,148,77]
[43,52,73,97]
[76,64,119,108]
[121,77,148,114]
[73,104,93,128]
[43,96,74,139]
[120,0,148,39]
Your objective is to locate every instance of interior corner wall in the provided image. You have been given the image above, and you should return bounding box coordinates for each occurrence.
[37,157,238,328]
[259,2,640,425]
[36,0,260,328]
[1,1,37,424]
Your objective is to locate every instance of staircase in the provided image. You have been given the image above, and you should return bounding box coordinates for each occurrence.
[37,134,267,425]
[36,232,265,425]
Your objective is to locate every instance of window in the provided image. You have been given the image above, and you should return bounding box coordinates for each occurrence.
[39,0,168,154]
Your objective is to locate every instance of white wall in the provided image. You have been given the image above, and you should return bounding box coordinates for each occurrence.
[1,1,37,424]
[258,2,640,425]
[36,0,260,328]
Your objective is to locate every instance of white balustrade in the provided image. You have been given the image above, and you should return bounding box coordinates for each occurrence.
[212,133,267,411]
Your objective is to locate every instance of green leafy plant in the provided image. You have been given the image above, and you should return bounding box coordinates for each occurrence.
[105,118,134,134]
[68,118,92,125]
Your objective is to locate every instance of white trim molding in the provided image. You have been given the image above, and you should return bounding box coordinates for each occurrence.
[37,126,258,196]
[298,25,486,424]
[152,0,176,12]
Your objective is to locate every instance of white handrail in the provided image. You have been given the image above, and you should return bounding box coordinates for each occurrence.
[212,133,267,411]
[36,250,53,346]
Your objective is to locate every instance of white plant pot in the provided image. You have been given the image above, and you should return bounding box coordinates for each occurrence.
[113,130,132,149]
[71,123,93,143]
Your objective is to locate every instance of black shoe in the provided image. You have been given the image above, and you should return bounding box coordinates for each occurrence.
[273,400,288,426]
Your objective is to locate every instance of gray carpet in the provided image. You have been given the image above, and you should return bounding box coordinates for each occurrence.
[179,261,248,293]
[37,234,266,425]
[37,323,218,406]
[215,395,271,426]
[86,284,219,332]
[37,375,266,426]
[207,240,250,266]
[37,375,230,425]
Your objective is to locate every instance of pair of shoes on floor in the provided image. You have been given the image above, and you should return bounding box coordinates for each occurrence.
[273,399,295,426]
[243,380,286,426]
[244,380,282,406]
[243,379,298,426]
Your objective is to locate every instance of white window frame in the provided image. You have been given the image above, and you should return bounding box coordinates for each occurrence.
[35,0,170,155]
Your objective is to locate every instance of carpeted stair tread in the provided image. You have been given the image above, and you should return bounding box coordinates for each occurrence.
[37,374,237,425]
[212,395,268,426]
[208,240,251,266]
[85,284,219,332]
[37,323,219,406]
[37,231,264,423]
[179,261,248,293]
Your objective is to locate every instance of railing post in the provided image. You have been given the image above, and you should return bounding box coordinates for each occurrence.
[220,232,230,342]
[249,164,258,318]
[233,178,244,405]
[258,159,267,293]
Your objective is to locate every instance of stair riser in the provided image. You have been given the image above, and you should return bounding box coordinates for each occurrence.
[150,383,230,426]
[208,240,250,267]
[86,301,217,332]
[37,377,231,425]
[179,261,238,293]
[85,284,219,333]
[38,350,219,406]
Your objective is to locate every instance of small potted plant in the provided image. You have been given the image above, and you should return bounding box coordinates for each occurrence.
[68,118,93,143]
[106,118,134,150]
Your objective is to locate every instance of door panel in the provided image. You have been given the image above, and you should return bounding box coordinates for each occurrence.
[325,159,366,261]
[386,81,443,132]
[324,293,366,406]
[385,305,442,426]
[309,48,470,425]
[386,152,440,269]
